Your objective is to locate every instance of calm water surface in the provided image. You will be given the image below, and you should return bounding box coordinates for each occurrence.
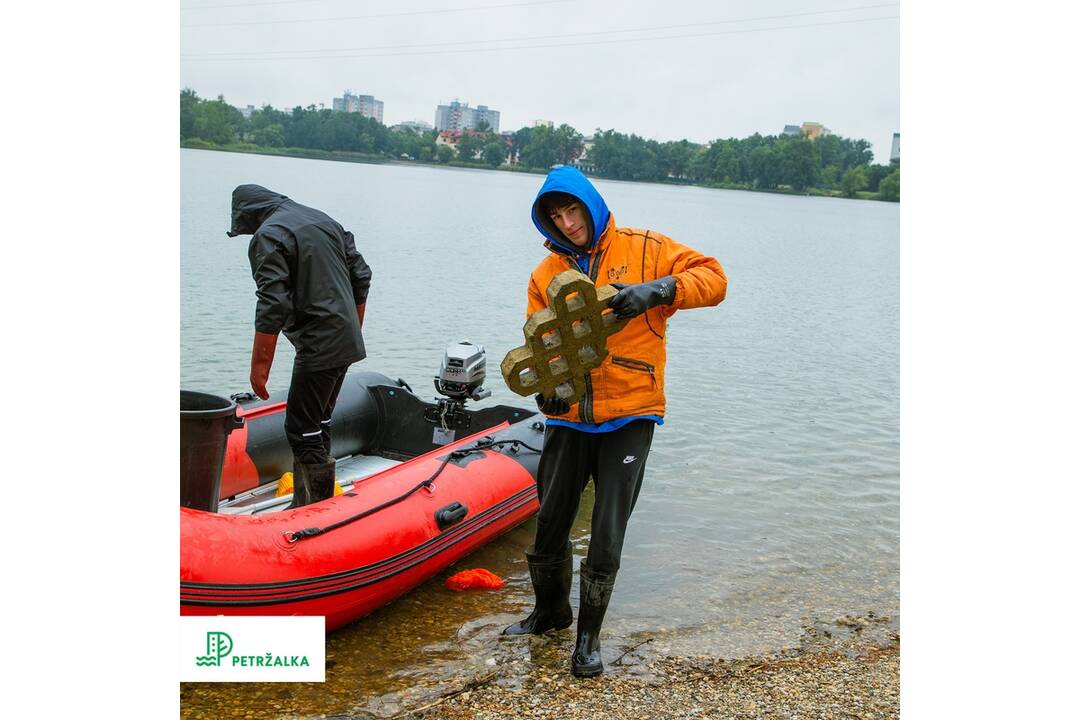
[180,149,898,718]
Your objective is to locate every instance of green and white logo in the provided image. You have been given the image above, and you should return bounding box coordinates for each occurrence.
[181,616,324,682]
[195,631,233,666]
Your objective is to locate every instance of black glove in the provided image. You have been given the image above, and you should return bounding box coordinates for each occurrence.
[609,276,677,319]
[535,393,570,415]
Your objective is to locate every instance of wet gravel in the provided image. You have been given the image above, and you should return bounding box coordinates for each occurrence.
[391,615,899,720]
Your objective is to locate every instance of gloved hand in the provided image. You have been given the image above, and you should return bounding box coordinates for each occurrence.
[250,331,278,400]
[535,393,570,416]
[356,303,366,330]
[609,276,677,319]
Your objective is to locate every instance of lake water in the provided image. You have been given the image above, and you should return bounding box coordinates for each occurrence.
[180,148,899,717]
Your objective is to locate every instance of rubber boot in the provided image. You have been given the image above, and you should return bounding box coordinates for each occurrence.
[287,459,310,509]
[571,561,616,677]
[302,458,337,504]
[503,544,573,635]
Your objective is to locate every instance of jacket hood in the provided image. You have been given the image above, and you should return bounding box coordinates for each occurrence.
[227,184,290,237]
[531,166,610,257]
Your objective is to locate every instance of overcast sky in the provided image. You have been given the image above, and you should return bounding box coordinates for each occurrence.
[180,0,900,162]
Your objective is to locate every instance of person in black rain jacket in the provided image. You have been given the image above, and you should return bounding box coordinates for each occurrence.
[227,184,372,507]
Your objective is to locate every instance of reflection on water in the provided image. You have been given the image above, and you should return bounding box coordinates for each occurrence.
[180,150,898,718]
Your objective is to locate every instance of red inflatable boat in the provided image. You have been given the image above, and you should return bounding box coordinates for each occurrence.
[180,371,544,631]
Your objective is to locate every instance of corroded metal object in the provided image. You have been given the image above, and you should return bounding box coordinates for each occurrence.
[500,270,628,405]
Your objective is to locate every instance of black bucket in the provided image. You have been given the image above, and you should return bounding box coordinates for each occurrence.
[181,391,244,513]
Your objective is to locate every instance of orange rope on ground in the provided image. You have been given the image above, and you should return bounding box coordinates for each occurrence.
[445,568,506,591]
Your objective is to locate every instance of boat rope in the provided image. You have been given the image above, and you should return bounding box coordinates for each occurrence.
[284,437,542,543]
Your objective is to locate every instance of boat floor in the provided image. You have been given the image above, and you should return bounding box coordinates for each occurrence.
[217,454,403,516]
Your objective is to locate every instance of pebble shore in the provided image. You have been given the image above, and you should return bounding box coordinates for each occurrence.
[397,616,899,720]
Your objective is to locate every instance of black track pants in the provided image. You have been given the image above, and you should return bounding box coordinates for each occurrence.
[532,420,655,575]
[285,364,349,465]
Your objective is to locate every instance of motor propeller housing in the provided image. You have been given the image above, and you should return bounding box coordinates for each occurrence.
[434,341,491,402]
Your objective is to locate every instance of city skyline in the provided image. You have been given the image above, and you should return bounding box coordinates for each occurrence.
[180,0,899,162]
[201,86,895,158]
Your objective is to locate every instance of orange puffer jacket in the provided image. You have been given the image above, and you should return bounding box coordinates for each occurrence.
[527,213,727,424]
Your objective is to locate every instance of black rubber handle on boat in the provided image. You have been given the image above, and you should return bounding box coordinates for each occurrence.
[434,501,468,531]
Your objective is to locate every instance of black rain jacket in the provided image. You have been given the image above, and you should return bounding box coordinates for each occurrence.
[229,184,372,371]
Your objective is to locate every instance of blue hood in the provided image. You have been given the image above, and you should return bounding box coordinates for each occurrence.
[531,166,610,257]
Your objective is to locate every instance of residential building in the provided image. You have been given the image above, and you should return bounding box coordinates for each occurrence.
[436,129,513,163]
[890,132,900,162]
[534,119,555,128]
[391,119,433,133]
[475,105,500,133]
[782,124,801,136]
[572,135,597,174]
[435,100,501,133]
[800,121,831,140]
[332,91,384,123]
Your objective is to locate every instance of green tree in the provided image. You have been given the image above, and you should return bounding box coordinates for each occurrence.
[748,144,778,188]
[866,163,894,193]
[285,105,321,148]
[553,124,584,165]
[436,144,455,163]
[180,88,199,139]
[878,170,900,201]
[520,125,559,169]
[840,165,869,197]
[588,129,664,181]
[511,126,534,166]
[820,164,840,190]
[848,139,874,168]
[482,141,507,167]
[247,104,287,134]
[252,124,285,148]
[456,134,484,162]
[816,135,843,173]
[776,137,820,191]
[192,95,244,145]
[657,139,696,180]
[689,144,715,182]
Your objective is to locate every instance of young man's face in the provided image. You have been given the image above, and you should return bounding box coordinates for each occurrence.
[549,201,590,248]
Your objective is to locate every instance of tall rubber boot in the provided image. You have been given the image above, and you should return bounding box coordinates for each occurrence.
[503,544,573,635]
[571,561,616,677]
[302,458,337,504]
[287,459,310,509]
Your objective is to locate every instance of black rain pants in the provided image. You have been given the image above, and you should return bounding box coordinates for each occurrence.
[532,420,655,575]
[285,364,349,465]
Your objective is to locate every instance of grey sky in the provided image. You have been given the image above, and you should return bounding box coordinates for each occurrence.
[180,0,900,162]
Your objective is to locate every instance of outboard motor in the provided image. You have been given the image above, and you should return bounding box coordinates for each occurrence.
[434,341,491,402]
[427,341,491,433]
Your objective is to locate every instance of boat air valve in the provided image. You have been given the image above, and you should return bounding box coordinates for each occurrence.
[425,341,491,439]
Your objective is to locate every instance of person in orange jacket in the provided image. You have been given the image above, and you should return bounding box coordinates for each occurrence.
[503,166,727,678]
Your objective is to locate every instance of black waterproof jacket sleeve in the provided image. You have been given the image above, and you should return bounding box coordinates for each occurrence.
[248,232,294,334]
[342,230,372,305]
[233,185,372,371]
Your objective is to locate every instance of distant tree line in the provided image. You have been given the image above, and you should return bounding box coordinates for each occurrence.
[181,89,437,158]
[586,130,898,198]
[181,90,898,200]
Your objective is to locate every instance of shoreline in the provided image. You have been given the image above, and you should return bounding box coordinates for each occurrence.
[397,627,899,720]
[179,613,900,718]
[179,143,895,203]
[370,613,900,720]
